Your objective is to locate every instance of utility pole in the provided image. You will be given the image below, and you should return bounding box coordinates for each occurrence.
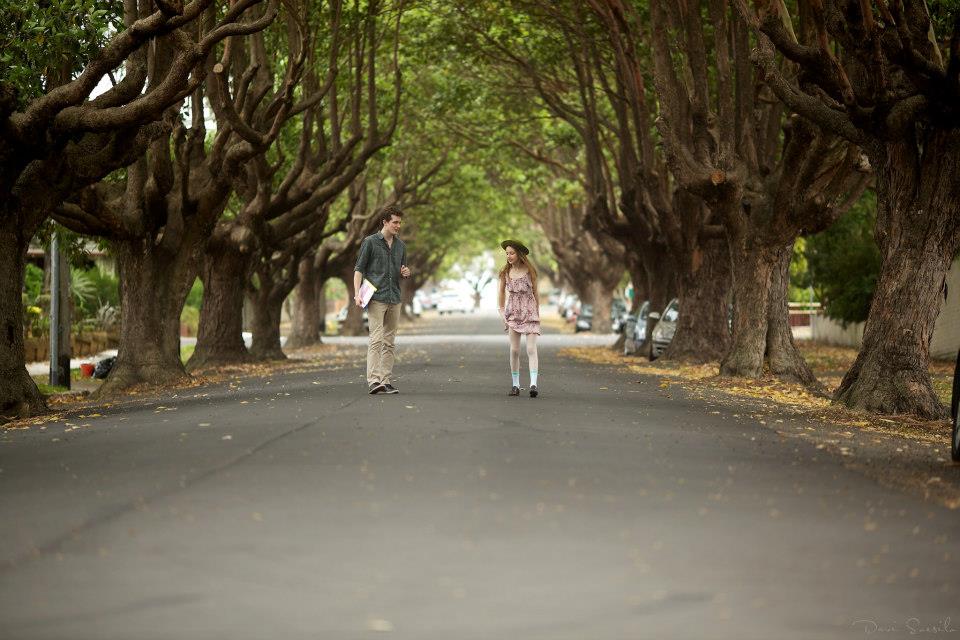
[49,233,71,389]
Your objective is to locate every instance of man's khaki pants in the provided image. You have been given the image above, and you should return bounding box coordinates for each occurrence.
[367,300,401,385]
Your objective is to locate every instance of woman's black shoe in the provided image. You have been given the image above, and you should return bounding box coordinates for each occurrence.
[529,385,538,398]
[508,386,520,396]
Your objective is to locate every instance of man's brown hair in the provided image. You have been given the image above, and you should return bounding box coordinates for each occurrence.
[380,203,403,226]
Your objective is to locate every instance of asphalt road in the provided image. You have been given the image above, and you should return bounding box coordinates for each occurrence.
[1,311,958,639]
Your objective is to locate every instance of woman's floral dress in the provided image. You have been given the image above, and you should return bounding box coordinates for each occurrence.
[504,272,541,335]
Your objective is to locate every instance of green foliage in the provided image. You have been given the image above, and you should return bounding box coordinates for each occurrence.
[929,0,960,38]
[180,305,199,336]
[23,263,44,303]
[23,301,45,337]
[180,280,202,337]
[805,191,881,326]
[70,267,97,310]
[0,0,122,107]
[788,238,813,303]
[85,265,119,308]
[73,265,118,314]
[33,222,109,268]
[185,278,204,310]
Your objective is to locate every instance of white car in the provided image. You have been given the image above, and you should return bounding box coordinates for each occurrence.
[436,292,473,315]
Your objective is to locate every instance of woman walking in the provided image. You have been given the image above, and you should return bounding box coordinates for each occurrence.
[498,239,541,397]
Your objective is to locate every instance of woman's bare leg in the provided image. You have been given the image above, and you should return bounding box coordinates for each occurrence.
[526,333,539,387]
[509,329,521,387]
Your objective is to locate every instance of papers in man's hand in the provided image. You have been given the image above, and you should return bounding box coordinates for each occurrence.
[358,278,377,308]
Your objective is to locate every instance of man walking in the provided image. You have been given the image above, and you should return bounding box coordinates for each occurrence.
[354,204,411,394]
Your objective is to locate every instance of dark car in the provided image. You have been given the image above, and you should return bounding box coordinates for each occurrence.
[623,300,651,355]
[610,299,629,333]
[649,298,679,360]
[336,306,369,331]
[575,304,594,333]
[952,349,959,462]
[575,300,627,333]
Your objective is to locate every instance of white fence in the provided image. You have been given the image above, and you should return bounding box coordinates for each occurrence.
[809,258,959,360]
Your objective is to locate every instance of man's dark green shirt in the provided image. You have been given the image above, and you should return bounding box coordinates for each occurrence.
[355,232,407,305]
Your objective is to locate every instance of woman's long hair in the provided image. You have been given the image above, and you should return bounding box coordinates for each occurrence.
[499,251,538,298]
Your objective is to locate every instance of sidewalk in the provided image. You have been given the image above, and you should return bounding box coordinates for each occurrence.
[26,349,117,377]
[23,333,288,377]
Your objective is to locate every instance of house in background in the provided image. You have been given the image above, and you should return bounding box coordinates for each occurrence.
[26,241,115,276]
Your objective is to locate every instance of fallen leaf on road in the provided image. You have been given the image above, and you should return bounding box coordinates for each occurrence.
[367,619,394,632]
[222,435,233,440]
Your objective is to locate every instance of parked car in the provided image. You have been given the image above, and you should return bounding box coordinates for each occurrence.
[417,288,438,310]
[623,300,651,355]
[575,300,627,333]
[413,290,431,314]
[336,305,369,330]
[611,299,629,333]
[951,348,959,462]
[649,298,679,360]
[558,293,579,319]
[575,304,594,332]
[437,291,473,315]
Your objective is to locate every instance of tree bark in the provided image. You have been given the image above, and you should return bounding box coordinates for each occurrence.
[317,282,328,336]
[99,237,190,396]
[584,279,613,334]
[766,243,819,387]
[187,241,252,371]
[721,237,780,378]
[835,137,960,419]
[286,255,322,349]
[338,269,366,336]
[400,278,416,321]
[637,244,675,358]
[0,226,46,419]
[663,238,731,363]
[248,286,287,360]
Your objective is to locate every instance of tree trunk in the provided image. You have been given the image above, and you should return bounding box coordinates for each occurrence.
[99,238,189,396]
[286,255,322,349]
[585,279,613,334]
[836,136,960,419]
[339,271,366,336]
[766,243,819,387]
[187,242,251,371]
[400,278,416,322]
[0,226,46,419]
[317,280,328,336]
[721,238,779,378]
[663,238,731,363]
[638,245,675,357]
[610,333,626,352]
[248,286,287,360]
[626,253,647,313]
